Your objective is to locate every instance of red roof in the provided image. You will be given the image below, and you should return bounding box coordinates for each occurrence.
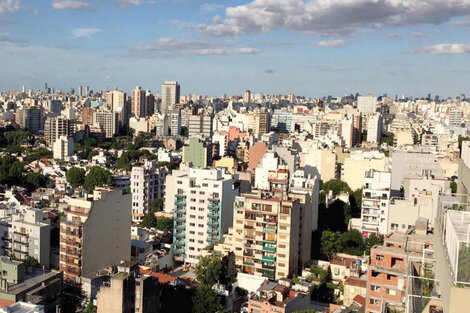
[139,268,177,284]
[345,277,367,288]
[353,295,366,306]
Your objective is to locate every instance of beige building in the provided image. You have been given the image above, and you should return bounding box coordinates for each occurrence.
[53,135,74,160]
[60,189,131,284]
[341,150,388,190]
[96,272,160,313]
[218,191,302,280]
[300,146,336,182]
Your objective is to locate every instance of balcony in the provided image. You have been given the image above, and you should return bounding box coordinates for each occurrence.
[208,219,219,227]
[208,227,219,235]
[262,246,276,253]
[174,232,185,239]
[263,227,276,233]
[208,212,219,219]
[175,224,186,231]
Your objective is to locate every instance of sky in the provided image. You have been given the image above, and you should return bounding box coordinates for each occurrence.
[1,0,470,98]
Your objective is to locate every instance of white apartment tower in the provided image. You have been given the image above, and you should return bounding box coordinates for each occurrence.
[53,135,74,160]
[367,113,383,144]
[131,160,168,223]
[131,86,146,117]
[361,170,391,237]
[169,166,238,264]
[161,81,180,113]
[170,108,181,136]
[3,208,50,267]
[357,95,377,114]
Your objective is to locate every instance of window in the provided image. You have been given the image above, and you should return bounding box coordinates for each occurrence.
[202,183,208,187]
[190,215,196,218]
[334,268,339,275]
[386,288,396,296]
[190,223,195,226]
[198,216,204,220]
[370,285,380,291]
[190,231,195,234]
[199,191,205,195]
[177,181,182,184]
[198,224,203,227]
[198,240,203,244]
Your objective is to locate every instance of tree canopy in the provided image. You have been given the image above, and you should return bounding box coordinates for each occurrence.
[321,179,352,197]
[83,166,113,191]
[192,284,222,313]
[66,167,86,188]
[156,217,173,232]
[141,210,158,229]
[195,255,223,286]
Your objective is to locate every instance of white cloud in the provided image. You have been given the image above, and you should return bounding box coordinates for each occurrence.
[409,43,470,55]
[199,0,470,37]
[0,0,20,14]
[72,28,101,38]
[131,37,258,56]
[52,0,89,10]
[316,39,345,47]
[115,0,143,8]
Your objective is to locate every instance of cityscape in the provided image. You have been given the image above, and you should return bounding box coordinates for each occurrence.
[1,1,470,313]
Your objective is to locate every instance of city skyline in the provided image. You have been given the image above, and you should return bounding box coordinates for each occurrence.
[1,0,470,97]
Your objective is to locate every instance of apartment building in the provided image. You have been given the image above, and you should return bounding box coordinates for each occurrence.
[188,114,213,138]
[60,189,131,284]
[53,135,74,160]
[366,245,407,313]
[170,108,181,136]
[341,149,388,190]
[44,116,75,146]
[2,208,50,267]
[161,81,180,113]
[169,166,238,264]
[15,106,44,134]
[230,192,301,280]
[131,160,168,223]
[94,110,119,138]
[182,137,211,168]
[96,272,160,313]
[361,170,391,237]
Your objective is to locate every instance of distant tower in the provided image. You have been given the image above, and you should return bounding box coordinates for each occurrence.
[161,81,180,113]
[244,90,251,103]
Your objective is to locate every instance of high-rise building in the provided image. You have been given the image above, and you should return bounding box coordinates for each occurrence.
[131,160,168,223]
[44,116,75,146]
[170,108,181,136]
[361,170,391,237]
[188,114,213,138]
[168,166,238,264]
[53,135,74,160]
[357,95,377,113]
[60,189,131,285]
[15,107,44,134]
[94,110,119,138]
[182,137,211,168]
[367,114,383,144]
[161,81,180,113]
[244,90,251,103]
[82,107,95,125]
[131,86,146,118]
[107,90,126,112]
[48,100,62,116]
[449,108,462,128]
[230,192,301,280]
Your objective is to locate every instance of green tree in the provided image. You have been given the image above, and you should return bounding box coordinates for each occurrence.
[66,167,86,188]
[83,166,113,192]
[192,284,222,313]
[381,133,395,146]
[322,179,352,197]
[24,256,39,268]
[338,230,365,256]
[451,181,457,194]
[84,302,97,313]
[24,148,52,163]
[181,126,189,137]
[150,198,164,211]
[0,156,23,185]
[195,255,223,286]
[26,172,46,190]
[141,210,158,229]
[321,231,340,260]
[156,217,173,232]
[364,234,384,255]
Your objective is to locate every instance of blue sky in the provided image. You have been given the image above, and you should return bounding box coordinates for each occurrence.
[1,0,470,98]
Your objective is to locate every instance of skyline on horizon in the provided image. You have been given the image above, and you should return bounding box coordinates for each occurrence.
[1,0,470,98]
